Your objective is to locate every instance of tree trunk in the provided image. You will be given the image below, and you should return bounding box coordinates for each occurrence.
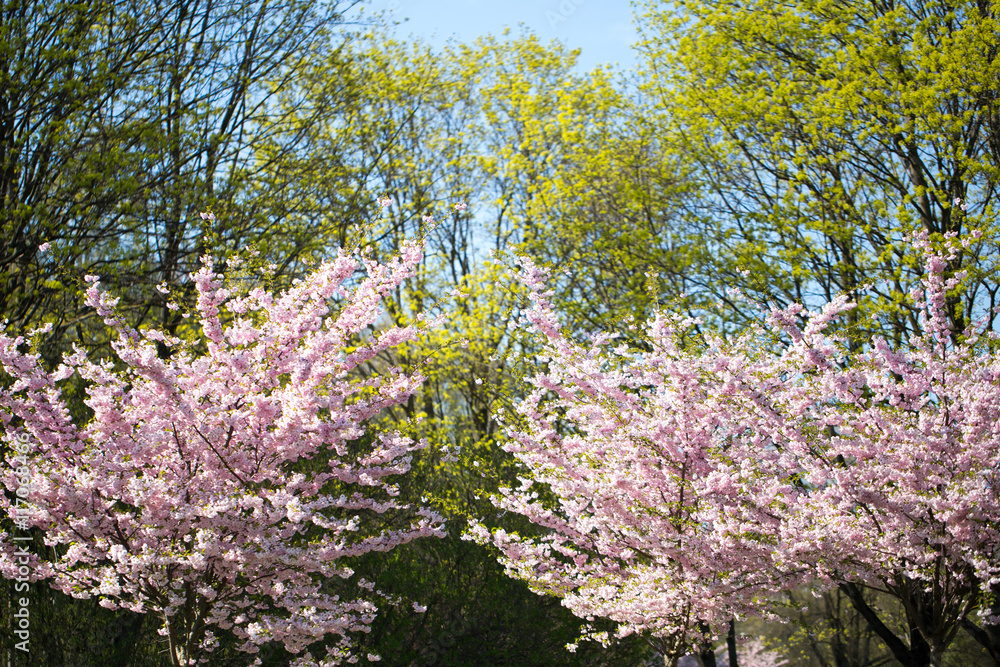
[695,646,718,667]
[961,617,1000,666]
[839,582,943,667]
[727,619,738,667]
[961,583,1000,666]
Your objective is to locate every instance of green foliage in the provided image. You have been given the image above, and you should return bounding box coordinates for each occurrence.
[635,0,1000,343]
[0,0,360,359]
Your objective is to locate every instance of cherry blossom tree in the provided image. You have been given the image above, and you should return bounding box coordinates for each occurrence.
[470,234,1000,667]
[0,238,444,666]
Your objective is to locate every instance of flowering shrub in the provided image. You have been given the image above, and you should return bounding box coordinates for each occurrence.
[470,234,1000,665]
[1,238,444,666]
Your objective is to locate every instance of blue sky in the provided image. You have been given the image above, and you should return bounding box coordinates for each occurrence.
[360,0,640,73]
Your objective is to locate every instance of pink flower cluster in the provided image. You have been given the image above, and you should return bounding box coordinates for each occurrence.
[0,240,443,665]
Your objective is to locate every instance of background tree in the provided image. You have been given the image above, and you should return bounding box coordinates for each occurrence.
[633,0,1000,342]
[0,0,362,356]
[512,78,704,333]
